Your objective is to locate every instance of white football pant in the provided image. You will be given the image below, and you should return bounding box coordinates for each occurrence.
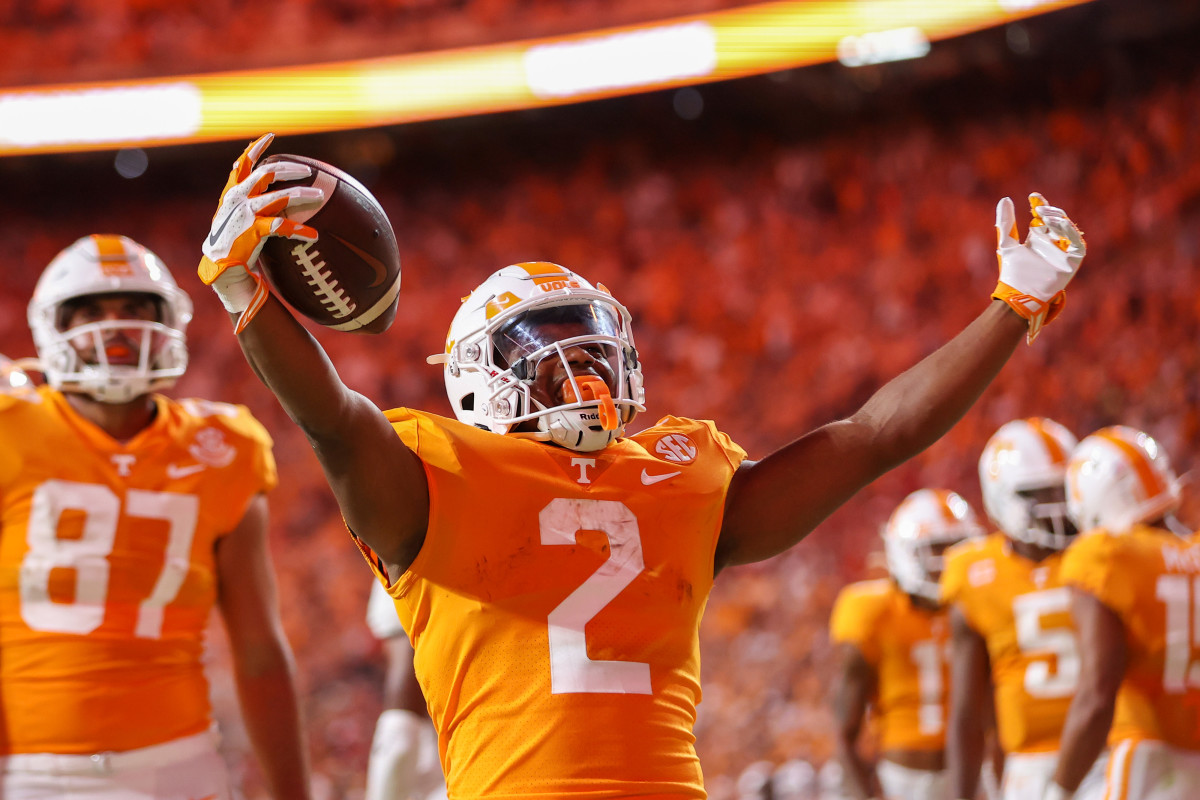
[1102,739,1200,800]
[875,759,947,800]
[0,730,230,800]
[1002,750,1108,800]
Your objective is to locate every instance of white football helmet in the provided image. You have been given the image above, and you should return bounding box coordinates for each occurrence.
[883,488,984,601]
[27,235,192,404]
[978,417,1079,550]
[1066,426,1182,534]
[428,262,645,452]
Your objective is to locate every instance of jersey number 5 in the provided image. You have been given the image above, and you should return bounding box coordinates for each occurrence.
[1014,587,1079,698]
[21,479,198,638]
[540,498,653,695]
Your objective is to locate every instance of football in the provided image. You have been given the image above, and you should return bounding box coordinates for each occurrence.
[257,154,401,334]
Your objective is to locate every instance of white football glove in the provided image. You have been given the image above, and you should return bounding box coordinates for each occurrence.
[198,133,324,333]
[992,192,1086,343]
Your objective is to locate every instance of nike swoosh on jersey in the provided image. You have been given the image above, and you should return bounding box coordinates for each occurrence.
[208,209,236,247]
[640,469,681,485]
[167,463,207,479]
[331,233,388,287]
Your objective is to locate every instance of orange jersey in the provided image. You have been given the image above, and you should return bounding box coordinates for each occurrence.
[940,533,1076,754]
[1060,525,1200,750]
[829,579,950,752]
[358,409,746,799]
[0,386,276,754]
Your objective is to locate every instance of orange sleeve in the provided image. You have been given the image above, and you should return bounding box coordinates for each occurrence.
[223,404,278,494]
[1060,531,1133,614]
[830,582,887,664]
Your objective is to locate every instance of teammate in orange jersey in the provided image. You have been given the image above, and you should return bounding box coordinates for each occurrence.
[364,580,446,800]
[1046,426,1200,800]
[0,235,311,800]
[830,489,984,799]
[942,418,1108,800]
[197,134,1087,799]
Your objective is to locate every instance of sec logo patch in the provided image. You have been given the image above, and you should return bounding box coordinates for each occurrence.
[654,433,697,464]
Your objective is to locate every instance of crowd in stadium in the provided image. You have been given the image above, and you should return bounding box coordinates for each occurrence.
[1,2,1198,798]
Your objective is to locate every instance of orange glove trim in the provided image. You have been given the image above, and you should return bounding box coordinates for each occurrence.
[992,282,1066,344]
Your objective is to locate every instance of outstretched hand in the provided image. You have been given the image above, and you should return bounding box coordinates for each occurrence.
[992,192,1086,343]
[198,133,324,333]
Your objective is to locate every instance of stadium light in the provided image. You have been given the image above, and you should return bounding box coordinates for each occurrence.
[0,0,1096,156]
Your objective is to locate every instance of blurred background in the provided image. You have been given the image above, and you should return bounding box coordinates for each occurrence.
[2,0,1199,797]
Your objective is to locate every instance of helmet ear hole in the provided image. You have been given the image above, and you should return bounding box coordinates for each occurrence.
[460,393,474,412]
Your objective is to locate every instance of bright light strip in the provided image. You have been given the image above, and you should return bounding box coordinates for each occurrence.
[524,22,718,99]
[0,0,1097,156]
[0,83,201,147]
[837,27,931,67]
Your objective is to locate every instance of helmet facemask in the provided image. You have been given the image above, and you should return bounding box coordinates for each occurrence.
[27,235,192,404]
[43,296,188,404]
[1010,483,1078,550]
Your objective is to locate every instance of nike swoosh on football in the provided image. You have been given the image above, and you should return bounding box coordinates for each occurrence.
[208,209,236,247]
[640,469,681,485]
[167,463,207,479]
[331,234,388,288]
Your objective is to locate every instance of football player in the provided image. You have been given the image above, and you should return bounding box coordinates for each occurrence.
[830,489,984,799]
[365,580,446,800]
[0,235,311,799]
[942,418,1109,800]
[197,134,1086,798]
[1047,426,1200,800]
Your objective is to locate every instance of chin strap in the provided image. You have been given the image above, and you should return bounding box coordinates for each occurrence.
[563,375,619,431]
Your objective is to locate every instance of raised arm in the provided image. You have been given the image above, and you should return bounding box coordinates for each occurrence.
[716,194,1085,569]
[199,135,429,575]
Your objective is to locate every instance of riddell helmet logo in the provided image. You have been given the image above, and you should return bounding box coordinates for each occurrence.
[655,433,697,464]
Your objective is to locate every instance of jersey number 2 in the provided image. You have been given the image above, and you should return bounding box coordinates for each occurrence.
[540,498,653,695]
[21,479,198,638]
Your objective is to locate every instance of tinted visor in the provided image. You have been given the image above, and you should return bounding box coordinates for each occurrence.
[493,301,622,369]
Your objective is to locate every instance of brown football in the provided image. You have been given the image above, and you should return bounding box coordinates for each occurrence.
[257,154,400,334]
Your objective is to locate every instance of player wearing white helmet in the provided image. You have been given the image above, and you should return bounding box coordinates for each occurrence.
[198,133,1087,798]
[429,262,644,452]
[831,489,983,800]
[27,235,191,405]
[1049,426,1200,800]
[943,418,1109,800]
[0,234,311,800]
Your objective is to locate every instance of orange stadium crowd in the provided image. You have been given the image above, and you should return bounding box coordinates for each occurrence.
[1,5,1199,799]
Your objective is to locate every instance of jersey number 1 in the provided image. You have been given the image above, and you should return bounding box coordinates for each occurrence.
[540,498,653,695]
[1156,574,1200,692]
